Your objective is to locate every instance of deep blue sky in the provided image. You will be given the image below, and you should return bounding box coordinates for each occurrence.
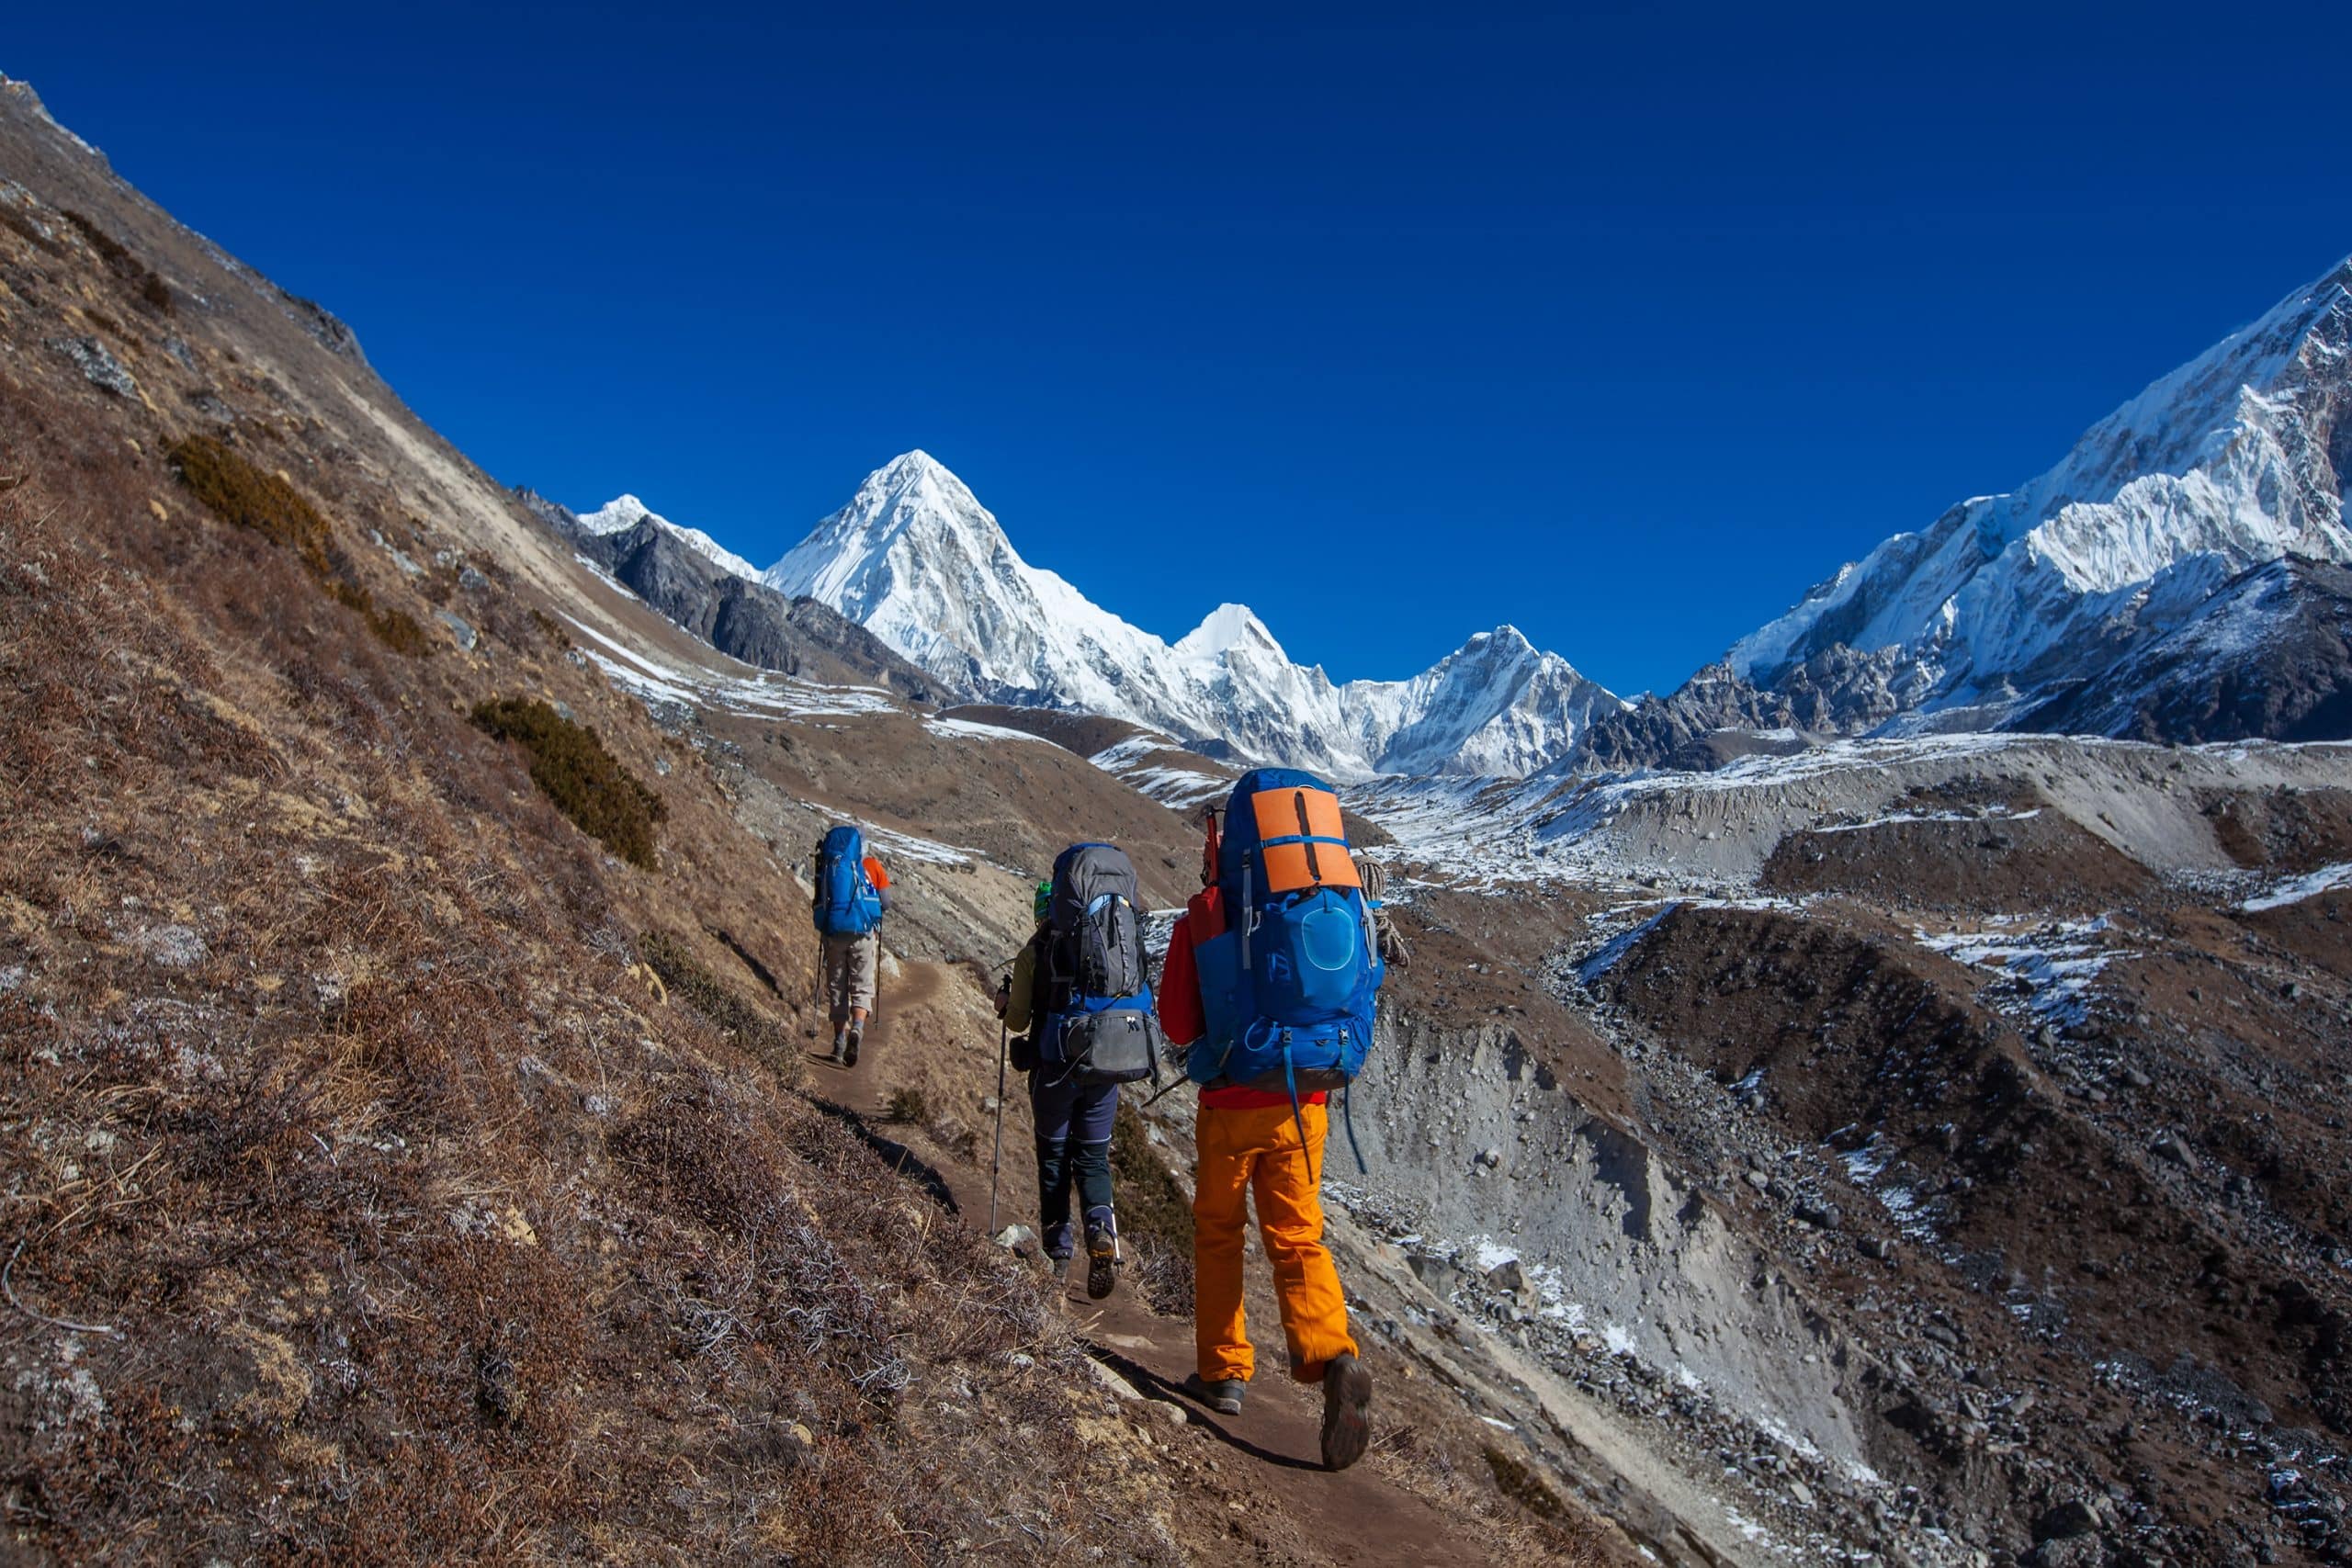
[11,5,2350,694]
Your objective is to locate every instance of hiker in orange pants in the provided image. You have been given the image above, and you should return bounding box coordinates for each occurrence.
[1192,1097,1358,1388]
[1159,835,1374,1472]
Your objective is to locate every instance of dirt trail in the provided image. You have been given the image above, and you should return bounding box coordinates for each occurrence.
[808,958,1486,1566]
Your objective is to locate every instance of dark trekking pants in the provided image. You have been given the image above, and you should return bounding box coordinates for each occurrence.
[1030,1075,1116,1258]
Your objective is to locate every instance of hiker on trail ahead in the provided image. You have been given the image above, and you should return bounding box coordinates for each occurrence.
[996,844,1163,1300]
[1158,771,1385,1472]
[812,824,891,1066]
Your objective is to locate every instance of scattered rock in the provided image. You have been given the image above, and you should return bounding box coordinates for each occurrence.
[47,335,136,396]
[993,1224,1038,1257]
[2024,1540,2100,1568]
[1476,1146,1503,1169]
[134,924,207,968]
[1487,1258,1525,1293]
[2034,1496,2102,1540]
[2150,1133,2198,1171]
[436,610,478,651]
[1085,1358,1142,1402]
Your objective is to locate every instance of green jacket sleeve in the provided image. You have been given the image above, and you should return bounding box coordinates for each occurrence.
[1002,928,1044,1034]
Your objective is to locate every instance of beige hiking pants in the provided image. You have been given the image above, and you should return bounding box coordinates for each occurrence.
[821,931,878,1022]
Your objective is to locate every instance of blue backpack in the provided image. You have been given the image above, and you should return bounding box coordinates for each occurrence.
[814,825,885,936]
[1037,842,1162,1088]
[1185,770,1384,1158]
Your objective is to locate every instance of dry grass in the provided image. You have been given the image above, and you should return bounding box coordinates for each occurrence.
[62,209,172,316]
[640,929,799,1082]
[168,434,425,657]
[1108,1100,1195,1315]
[0,432,1183,1562]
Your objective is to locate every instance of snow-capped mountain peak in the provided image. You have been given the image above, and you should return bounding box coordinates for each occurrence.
[574,492,762,580]
[576,493,655,535]
[759,452,1619,776]
[1174,603,1287,665]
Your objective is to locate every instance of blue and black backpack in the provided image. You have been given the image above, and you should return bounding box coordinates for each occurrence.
[1038,842,1162,1089]
[1185,769,1385,1162]
[813,824,885,936]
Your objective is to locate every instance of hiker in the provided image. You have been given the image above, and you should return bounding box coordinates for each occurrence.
[1159,772,1383,1472]
[811,823,891,1066]
[995,844,1163,1300]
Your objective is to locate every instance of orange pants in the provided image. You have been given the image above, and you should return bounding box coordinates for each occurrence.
[1193,1100,1358,1385]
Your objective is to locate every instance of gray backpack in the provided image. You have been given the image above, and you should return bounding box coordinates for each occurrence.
[1038,842,1161,1088]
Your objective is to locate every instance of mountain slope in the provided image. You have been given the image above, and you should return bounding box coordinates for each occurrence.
[1729,254,2352,739]
[519,489,948,704]
[754,450,1624,777]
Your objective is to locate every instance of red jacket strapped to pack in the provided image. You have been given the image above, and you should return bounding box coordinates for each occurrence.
[1158,886,1326,1111]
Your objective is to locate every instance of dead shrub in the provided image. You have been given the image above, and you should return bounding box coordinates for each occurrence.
[883,1086,931,1124]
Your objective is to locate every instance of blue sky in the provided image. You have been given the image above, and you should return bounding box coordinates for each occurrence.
[11,4,2350,695]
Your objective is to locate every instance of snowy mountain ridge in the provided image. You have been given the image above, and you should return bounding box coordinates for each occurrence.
[577,494,764,582]
[594,450,1624,778]
[579,254,2352,777]
[1729,254,2352,727]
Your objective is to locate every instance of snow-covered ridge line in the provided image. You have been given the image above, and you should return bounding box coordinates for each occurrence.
[590,450,1624,779]
[1727,253,2352,733]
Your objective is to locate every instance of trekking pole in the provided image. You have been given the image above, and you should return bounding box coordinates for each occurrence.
[987,1018,1009,1236]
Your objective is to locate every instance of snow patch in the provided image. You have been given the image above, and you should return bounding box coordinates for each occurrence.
[2243,862,2352,912]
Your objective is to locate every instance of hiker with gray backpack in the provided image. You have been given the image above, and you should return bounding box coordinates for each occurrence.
[994,842,1164,1299]
[811,823,892,1066]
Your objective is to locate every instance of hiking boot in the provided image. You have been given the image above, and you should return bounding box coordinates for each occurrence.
[827,1032,847,1065]
[1083,1208,1117,1301]
[1042,1222,1075,1267]
[1181,1372,1245,1416]
[1318,1352,1373,1472]
[842,1029,861,1068]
